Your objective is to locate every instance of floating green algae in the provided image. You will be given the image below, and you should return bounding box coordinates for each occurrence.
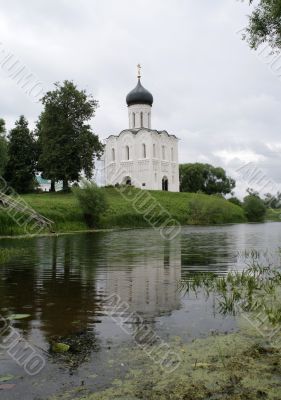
[49,325,281,400]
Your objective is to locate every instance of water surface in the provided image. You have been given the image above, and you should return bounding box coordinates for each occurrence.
[0,222,280,399]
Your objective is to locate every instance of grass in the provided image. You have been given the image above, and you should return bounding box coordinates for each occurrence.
[0,188,246,236]
[266,208,281,222]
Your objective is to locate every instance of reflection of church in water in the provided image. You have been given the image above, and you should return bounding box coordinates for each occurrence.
[99,234,182,319]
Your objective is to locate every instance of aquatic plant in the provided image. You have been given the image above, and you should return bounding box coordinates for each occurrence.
[180,261,281,325]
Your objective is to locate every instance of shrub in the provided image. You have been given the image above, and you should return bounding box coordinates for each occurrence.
[228,197,242,207]
[243,195,266,222]
[73,182,108,228]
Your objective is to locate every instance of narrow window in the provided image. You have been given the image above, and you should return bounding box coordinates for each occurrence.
[153,143,156,158]
[148,112,151,129]
[126,145,130,160]
[171,147,174,161]
[142,143,146,158]
[112,148,115,161]
[162,145,165,160]
[140,112,143,127]
[132,113,136,128]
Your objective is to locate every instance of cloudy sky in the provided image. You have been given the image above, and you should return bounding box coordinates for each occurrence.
[0,0,281,197]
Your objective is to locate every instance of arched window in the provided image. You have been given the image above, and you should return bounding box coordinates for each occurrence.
[140,112,143,127]
[112,148,115,161]
[125,145,130,160]
[132,112,136,128]
[142,143,146,158]
[162,145,165,160]
[148,112,151,129]
[171,147,174,161]
[153,143,156,158]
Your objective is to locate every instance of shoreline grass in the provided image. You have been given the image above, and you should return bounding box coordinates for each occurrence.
[0,188,247,237]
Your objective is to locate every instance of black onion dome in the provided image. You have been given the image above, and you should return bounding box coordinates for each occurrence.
[126,79,153,106]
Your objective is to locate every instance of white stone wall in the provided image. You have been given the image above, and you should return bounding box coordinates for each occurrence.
[104,129,180,192]
[128,104,151,129]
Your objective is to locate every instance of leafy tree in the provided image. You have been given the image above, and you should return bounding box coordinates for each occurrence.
[73,181,108,228]
[180,163,235,195]
[4,116,37,193]
[244,0,281,51]
[37,81,104,191]
[243,194,267,222]
[0,118,8,176]
[246,187,260,197]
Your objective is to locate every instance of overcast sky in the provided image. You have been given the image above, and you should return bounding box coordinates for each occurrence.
[1,0,281,197]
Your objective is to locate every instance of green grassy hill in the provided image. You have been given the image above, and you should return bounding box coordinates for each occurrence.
[0,188,246,236]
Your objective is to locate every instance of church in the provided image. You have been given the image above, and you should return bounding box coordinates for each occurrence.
[104,66,180,192]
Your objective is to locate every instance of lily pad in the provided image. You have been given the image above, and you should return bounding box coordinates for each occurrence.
[7,314,31,320]
[0,375,15,382]
[51,343,70,353]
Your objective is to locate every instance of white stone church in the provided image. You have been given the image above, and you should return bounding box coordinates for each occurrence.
[104,67,179,192]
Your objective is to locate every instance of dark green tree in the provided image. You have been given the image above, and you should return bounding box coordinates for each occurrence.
[4,116,37,193]
[180,163,235,195]
[244,0,281,51]
[37,81,104,191]
[243,194,267,222]
[0,118,8,176]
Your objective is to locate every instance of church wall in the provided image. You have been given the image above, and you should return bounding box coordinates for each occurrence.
[105,130,179,192]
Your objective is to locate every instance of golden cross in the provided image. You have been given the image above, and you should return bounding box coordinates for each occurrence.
[137,63,141,79]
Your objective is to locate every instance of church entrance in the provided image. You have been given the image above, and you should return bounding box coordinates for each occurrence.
[162,176,168,191]
[123,176,132,186]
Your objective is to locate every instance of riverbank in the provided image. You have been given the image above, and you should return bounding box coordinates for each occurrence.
[0,188,246,236]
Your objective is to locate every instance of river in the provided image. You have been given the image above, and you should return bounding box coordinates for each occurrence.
[0,222,280,399]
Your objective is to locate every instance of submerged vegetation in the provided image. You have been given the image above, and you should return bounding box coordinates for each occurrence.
[0,189,246,236]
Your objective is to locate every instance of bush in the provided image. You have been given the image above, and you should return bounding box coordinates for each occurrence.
[73,182,108,228]
[243,195,266,222]
[228,197,242,207]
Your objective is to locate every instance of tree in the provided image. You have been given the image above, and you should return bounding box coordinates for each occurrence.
[243,194,267,222]
[263,192,281,208]
[180,163,235,195]
[244,0,281,51]
[37,81,104,191]
[0,119,8,176]
[4,116,37,193]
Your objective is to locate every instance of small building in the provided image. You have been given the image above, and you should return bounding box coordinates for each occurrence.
[104,67,180,192]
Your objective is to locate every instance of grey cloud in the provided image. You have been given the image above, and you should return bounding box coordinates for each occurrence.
[0,0,280,197]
